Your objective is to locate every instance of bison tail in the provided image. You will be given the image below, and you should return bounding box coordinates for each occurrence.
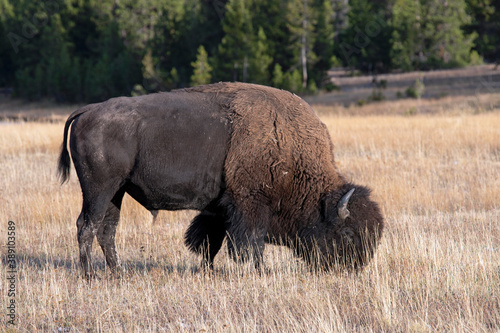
[58,142,71,184]
[57,107,88,184]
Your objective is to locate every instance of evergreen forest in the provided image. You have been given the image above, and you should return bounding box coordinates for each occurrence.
[0,0,498,103]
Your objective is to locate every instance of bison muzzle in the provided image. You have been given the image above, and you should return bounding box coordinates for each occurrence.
[58,82,383,278]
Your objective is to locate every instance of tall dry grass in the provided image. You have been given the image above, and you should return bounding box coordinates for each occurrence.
[325,113,500,215]
[1,98,499,332]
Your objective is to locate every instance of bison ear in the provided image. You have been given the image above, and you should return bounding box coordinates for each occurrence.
[320,195,338,224]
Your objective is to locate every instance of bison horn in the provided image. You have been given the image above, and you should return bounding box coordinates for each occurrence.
[338,188,355,220]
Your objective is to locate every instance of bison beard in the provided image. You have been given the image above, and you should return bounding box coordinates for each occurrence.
[58,82,383,278]
[184,202,227,268]
[186,184,382,271]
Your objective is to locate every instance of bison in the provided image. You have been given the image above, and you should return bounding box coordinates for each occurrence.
[58,82,383,278]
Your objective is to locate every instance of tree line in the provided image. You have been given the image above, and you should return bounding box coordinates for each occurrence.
[0,0,498,103]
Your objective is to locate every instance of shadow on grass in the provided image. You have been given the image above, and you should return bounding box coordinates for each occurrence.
[1,253,205,277]
[2,253,77,271]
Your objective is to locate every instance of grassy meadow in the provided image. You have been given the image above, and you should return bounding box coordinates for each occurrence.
[1,93,499,332]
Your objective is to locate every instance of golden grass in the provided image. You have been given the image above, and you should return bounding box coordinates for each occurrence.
[326,112,500,215]
[1,99,499,332]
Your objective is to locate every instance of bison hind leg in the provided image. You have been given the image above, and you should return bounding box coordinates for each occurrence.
[184,209,226,268]
[78,186,123,280]
[96,188,126,277]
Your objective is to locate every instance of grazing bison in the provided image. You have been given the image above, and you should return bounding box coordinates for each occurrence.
[58,82,383,278]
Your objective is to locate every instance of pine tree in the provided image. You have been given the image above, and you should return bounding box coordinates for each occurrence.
[250,0,292,74]
[286,0,316,89]
[150,0,198,88]
[422,0,476,68]
[464,0,499,63]
[332,0,349,42]
[272,63,285,88]
[336,0,392,73]
[249,27,273,84]
[216,0,253,82]
[391,0,477,70]
[390,0,422,71]
[190,45,212,86]
[312,0,335,87]
[41,14,72,101]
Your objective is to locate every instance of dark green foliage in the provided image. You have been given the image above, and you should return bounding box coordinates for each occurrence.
[334,0,392,73]
[0,13,14,87]
[369,78,386,101]
[215,0,254,82]
[405,79,425,99]
[0,0,497,102]
[391,0,477,70]
[312,0,335,88]
[464,0,500,63]
[324,82,340,92]
[3,0,141,102]
[191,45,212,86]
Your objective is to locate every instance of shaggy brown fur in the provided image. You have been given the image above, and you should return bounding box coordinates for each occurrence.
[185,83,383,270]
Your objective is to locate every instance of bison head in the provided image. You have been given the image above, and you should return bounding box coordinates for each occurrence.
[299,184,384,271]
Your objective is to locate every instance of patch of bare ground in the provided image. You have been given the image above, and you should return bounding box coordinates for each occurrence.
[313,92,500,116]
[0,97,81,122]
[306,64,500,108]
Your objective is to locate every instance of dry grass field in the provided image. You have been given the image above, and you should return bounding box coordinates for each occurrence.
[1,93,499,332]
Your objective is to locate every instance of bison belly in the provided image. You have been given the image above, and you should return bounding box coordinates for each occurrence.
[70,93,232,213]
[127,106,230,211]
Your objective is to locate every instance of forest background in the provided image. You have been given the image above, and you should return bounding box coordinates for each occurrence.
[0,0,499,103]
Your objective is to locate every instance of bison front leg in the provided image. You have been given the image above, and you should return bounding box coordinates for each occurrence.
[226,228,266,271]
[224,196,269,271]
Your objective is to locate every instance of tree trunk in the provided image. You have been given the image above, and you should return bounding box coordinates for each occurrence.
[301,0,308,89]
[243,55,248,82]
[233,62,238,82]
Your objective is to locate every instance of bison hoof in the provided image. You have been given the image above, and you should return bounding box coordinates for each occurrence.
[109,267,125,279]
[83,270,100,282]
[200,260,214,272]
